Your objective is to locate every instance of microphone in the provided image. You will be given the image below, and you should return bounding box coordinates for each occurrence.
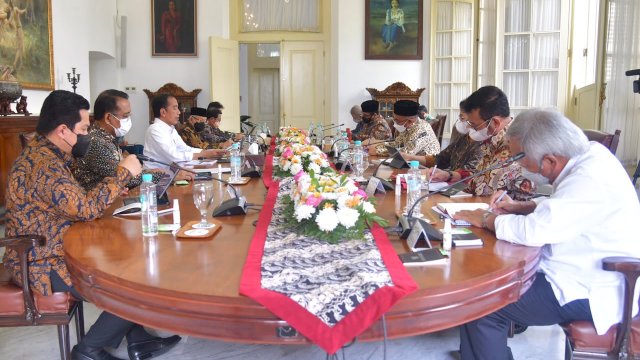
[135,155,248,217]
[335,146,353,171]
[321,123,344,132]
[369,159,394,190]
[625,69,640,76]
[242,155,262,178]
[397,152,526,238]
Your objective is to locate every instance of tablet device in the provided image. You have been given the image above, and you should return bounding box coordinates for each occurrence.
[121,164,179,208]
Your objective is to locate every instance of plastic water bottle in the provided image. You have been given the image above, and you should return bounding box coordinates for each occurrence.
[405,160,423,218]
[315,124,324,146]
[338,131,350,161]
[230,142,242,182]
[308,122,316,144]
[442,218,452,252]
[140,173,158,236]
[395,174,402,214]
[352,140,364,179]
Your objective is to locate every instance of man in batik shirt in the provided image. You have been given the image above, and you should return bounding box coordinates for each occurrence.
[179,106,213,148]
[372,100,440,157]
[3,90,181,360]
[352,100,392,142]
[427,86,535,200]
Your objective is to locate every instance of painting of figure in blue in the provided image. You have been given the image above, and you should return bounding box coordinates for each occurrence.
[366,0,422,60]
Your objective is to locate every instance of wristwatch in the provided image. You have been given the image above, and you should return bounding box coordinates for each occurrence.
[481,211,492,229]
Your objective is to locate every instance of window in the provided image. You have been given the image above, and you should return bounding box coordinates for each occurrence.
[496,0,569,115]
[431,0,475,132]
[241,0,319,32]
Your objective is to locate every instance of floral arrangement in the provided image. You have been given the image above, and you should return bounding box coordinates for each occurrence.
[283,171,387,244]
[274,143,334,178]
[274,126,310,156]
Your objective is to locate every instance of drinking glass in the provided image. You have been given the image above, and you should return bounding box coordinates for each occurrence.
[192,182,215,229]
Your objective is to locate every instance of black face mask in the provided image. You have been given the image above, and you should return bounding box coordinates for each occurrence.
[194,122,206,132]
[71,133,91,158]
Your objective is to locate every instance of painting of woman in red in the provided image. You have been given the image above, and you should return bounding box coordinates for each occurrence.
[160,0,180,52]
[152,0,196,56]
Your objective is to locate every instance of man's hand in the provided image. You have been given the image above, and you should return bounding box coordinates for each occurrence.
[427,167,452,182]
[198,148,228,158]
[221,139,234,149]
[175,170,194,181]
[454,209,489,228]
[119,154,142,177]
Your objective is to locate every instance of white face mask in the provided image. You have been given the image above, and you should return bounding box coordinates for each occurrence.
[455,119,470,134]
[468,119,494,142]
[394,123,406,133]
[522,161,549,186]
[110,115,132,137]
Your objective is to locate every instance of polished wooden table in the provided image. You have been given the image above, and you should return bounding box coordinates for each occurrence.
[64,170,541,345]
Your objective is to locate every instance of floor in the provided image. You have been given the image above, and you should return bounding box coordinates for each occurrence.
[0,299,567,359]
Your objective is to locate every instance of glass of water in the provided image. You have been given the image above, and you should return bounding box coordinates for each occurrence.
[192,182,215,229]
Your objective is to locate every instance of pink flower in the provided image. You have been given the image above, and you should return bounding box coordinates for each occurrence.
[282,147,293,159]
[354,189,368,200]
[294,170,305,181]
[306,195,323,207]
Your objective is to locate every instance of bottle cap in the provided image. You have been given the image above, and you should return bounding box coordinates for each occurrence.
[232,142,239,149]
[354,140,362,146]
[142,173,153,182]
[410,160,420,168]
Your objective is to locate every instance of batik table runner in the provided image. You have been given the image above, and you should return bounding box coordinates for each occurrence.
[240,179,418,354]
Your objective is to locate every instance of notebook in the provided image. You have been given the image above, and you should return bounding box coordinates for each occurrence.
[114,164,179,215]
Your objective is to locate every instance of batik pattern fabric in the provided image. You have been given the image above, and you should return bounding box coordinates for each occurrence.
[436,134,482,173]
[73,125,162,190]
[352,117,392,142]
[178,124,212,149]
[202,124,232,147]
[376,120,440,156]
[465,122,535,200]
[240,178,417,354]
[3,135,131,295]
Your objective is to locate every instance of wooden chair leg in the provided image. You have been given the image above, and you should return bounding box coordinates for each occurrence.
[75,302,85,342]
[508,321,515,338]
[57,323,71,360]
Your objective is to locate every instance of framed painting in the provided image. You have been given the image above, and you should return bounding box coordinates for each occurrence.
[151,0,197,57]
[0,0,54,90]
[365,0,423,60]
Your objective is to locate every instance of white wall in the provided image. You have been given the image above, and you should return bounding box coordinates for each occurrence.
[333,0,431,131]
[22,0,117,110]
[116,0,228,144]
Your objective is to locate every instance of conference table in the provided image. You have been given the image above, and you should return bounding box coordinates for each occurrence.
[64,164,541,347]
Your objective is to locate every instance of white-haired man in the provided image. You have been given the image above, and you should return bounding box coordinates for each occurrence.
[454,108,640,360]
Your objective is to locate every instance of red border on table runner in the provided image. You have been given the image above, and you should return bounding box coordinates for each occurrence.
[240,184,418,354]
[262,154,274,188]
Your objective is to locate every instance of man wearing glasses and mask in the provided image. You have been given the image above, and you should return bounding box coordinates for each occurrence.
[426,86,535,200]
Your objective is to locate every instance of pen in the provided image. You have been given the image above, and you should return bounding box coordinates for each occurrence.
[492,191,507,208]
[428,165,438,185]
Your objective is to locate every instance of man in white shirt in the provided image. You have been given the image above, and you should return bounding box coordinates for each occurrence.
[454,108,640,360]
[144,94,226,170]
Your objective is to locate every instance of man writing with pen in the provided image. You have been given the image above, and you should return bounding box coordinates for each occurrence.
[452,108,640,360]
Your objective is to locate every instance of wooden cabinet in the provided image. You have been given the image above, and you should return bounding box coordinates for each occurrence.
[0,116,38,207]
[366,82,425,119]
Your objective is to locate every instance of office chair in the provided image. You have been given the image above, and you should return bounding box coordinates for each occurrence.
[430,114,448,146]
[561,257,640,359]
[0,235,85,360]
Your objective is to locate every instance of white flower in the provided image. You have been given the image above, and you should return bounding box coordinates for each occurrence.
[362,201,375,214]
[337,207,359,228]
[308,162,321,174]
[316,207,339,232]
[295,204,316,222]
[290,163,303,175]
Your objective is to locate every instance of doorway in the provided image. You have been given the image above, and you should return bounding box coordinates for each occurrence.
[239,43,280,134]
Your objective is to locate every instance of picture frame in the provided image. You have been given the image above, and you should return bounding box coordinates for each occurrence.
[0,0,54,90]
[365,0,423,60]
[151,0,197,57]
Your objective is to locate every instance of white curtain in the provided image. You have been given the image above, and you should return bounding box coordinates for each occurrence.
[602,0,640,164]
[242,0,319,32]
[502,0,560,111]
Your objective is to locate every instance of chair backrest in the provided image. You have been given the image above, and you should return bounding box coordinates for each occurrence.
[583,129,621,155]
[430,114,447,146]
[19,132,36,149]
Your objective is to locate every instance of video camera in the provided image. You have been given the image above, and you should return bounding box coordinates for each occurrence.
[625,69,640,94]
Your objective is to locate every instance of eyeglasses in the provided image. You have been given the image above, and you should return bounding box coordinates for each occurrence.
[460,118,492,131]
